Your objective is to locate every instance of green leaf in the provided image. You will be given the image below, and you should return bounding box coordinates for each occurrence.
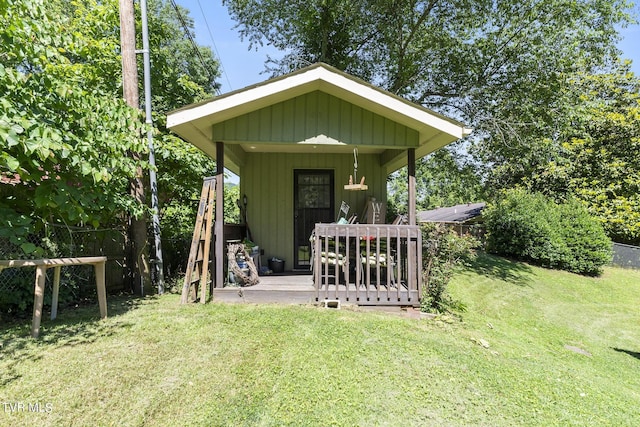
[2,154,20,171]
[23,138,40,154]
[20,242,38,254]
[5,131,19,147]
[81,162,91,176]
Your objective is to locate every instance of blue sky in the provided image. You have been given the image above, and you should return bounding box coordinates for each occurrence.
[176,1,640,94]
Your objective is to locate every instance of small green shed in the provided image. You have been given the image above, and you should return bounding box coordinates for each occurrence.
[167,63,471,294]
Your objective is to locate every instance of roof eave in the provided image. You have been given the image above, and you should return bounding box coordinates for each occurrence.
[166,63,472,168]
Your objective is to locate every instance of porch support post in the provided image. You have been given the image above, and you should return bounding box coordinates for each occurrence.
[408,148,416,226]
[407,148,421,302]
[214,141,225,290]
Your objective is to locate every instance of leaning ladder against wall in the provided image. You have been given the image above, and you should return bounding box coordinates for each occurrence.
[181,177,216,304]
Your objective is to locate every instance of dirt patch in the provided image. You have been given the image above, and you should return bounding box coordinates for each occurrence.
[564,345,592,357]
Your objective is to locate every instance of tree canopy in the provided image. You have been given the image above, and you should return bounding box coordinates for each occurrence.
[387,147,484,216]
[225,0,633,137]
[225,0,638,245]
[526,62,640,245]
[1,0,220,256]
[1,0,145,255]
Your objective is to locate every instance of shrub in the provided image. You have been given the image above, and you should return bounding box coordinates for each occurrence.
[421,223,477,313]
[484,189,611,275]
[556,199,613,275]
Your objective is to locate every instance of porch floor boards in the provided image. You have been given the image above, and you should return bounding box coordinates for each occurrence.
[212,273,419,306]
[213,273,315,304]
[253,273,315,289]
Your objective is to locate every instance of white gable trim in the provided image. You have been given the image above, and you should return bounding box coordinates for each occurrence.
[166,63,471,173]
[167,64,470,140]
[168,70,322,128]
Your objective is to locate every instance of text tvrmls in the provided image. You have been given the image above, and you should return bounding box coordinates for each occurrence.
[2,402,53,413]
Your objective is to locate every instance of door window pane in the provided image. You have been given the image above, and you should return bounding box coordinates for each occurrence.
[297,174,331,208]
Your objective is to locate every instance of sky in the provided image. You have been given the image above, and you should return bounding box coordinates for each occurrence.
[175,0,640,95]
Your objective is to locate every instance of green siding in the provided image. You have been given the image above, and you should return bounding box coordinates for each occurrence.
[241,152,387,271]
[213,91,419,148]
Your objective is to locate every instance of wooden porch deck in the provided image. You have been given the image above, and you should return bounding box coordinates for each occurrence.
[212,272,420,307]
[212,273,315,304]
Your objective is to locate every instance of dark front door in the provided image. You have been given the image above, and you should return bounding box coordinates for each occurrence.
[294,170,334,269]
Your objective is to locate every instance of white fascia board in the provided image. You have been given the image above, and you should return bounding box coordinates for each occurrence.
[314,69,468,139]
[167,69,324,129]
[168,65,469,140]
[381,131,459,174]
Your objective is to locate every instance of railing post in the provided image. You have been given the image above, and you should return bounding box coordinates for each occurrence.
[344,226,351,297]
[313,225,320,300]
[417,228,423,301]
[333,225,339,300]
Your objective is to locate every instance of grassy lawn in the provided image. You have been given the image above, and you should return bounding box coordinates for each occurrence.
[1,253,639,426]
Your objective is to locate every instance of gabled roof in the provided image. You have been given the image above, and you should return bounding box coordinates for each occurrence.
[167,63,471,173]
[417,202,486,223]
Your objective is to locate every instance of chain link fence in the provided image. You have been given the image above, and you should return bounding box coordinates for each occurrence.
[155,236,191,293]
[1,221,195,316]
[612,242,640,269]
[0,224,129,316]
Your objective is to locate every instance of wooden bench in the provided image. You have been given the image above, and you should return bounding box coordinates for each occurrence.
[0,257,108,338]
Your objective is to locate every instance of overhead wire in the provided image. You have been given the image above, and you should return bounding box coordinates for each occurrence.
[195,0,233,92]
[168,0,221,95]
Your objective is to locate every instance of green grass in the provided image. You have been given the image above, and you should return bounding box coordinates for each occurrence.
[1,253,639,426]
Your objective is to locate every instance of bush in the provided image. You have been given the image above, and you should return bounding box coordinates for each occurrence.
[484,189,611,275]
[556,199,613,275]
[421,223,477,313]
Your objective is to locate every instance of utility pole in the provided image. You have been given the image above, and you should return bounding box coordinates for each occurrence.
[119,0,152,296]
[140,0,165,293]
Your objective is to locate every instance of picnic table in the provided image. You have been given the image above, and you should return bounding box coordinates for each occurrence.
[0,257,107,338]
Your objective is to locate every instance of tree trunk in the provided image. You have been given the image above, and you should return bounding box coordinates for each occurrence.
[119,0,151,295]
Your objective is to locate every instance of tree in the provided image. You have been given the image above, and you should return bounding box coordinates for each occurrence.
[144,0,223,244]
[225,0,633,222]
[526,62,640,245]
[1,0,222,262]
[1,0,147,257]
[147,0,220,110]
[225,0,632,137]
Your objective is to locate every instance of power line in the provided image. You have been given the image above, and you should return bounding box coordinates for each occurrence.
[195,0,233,92]
[168,0,221,95]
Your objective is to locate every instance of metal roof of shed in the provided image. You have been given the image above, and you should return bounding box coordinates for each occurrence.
[417,202,486,223]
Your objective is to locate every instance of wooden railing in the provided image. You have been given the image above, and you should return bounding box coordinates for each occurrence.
[312,224,422,306]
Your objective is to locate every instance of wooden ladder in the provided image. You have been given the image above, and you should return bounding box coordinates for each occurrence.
[181,177,216,303]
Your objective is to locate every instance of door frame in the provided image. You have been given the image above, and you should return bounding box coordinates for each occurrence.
[293,169,335,269]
